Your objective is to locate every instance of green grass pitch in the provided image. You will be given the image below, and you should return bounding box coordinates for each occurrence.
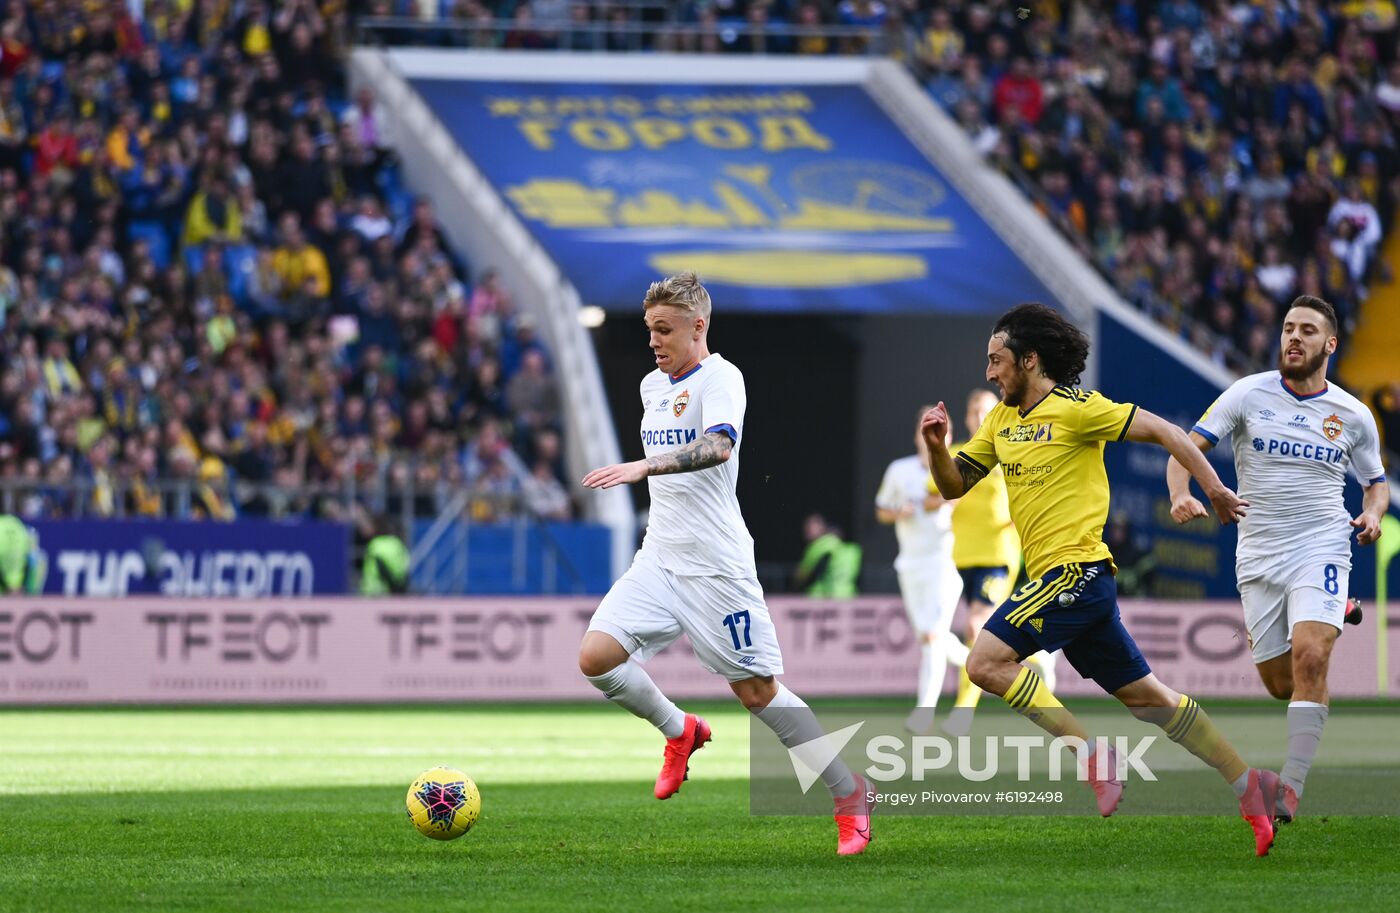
[1,701,1396,912]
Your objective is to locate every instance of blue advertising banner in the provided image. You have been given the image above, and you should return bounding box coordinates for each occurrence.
[410,79,1056,313]
[1098,312,1240,600]
[410,521,612,595]
[1098,311,1395,600]
[30,520,349,596]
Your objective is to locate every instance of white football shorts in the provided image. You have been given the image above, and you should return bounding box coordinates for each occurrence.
[587,549,784,682]
[1238,558,1350,664]
[897,563,963,635]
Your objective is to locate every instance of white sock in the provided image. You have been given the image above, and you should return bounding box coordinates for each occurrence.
[917,639,948,708]
[1281,700,1329,798]
[756,683,857,798]
[944,635,970,668]
[1026,651,1058,693]
[586,660,686,739]
[1230,769,1250,799]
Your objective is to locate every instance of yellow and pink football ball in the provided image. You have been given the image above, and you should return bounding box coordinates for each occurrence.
[406,767,481,840]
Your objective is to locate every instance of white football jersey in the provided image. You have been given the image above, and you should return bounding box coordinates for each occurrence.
[1193,371,1386,571]
[875,454,955,575]
[637,353,755,578]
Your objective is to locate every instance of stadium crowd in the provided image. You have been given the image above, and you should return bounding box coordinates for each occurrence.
[916,0,1397,376]
[374,0,1398,379]
[2,0,1396,537]
[0,0,572,529]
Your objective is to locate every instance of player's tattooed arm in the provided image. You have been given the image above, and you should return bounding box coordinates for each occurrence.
[644,430,733,476]
[582,432,733,489]
[955,456,987,493]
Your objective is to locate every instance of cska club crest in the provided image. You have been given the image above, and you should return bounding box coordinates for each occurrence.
[673,390,690,417]
[1322,414,1343,441]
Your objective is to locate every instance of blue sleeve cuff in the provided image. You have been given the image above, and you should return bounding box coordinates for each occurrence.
[705,423,738,443]
[1367,476,1388,486]
[1191,425,1220,445]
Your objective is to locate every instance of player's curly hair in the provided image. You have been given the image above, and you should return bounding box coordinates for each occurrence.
[992,303,1089,387]
[643,271,712,321]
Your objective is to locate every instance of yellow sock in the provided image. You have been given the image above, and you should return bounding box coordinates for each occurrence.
[954,665,982,709]
[1160,694,1248,785]
[1002,666,1088,742]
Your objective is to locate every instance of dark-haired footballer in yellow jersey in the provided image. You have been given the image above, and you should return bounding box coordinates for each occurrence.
[943,386,1274,850]
[923,304,1274,855]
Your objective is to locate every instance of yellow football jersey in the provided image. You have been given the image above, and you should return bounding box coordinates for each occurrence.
[954,386,1138,580]
[947,442,1019,569]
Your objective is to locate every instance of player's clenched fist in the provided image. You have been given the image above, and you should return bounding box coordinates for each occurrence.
[920,402,950,451]
[1169,493,1210,524]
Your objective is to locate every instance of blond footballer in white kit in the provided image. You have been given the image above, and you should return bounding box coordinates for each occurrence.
[1168,295,1389,826]
[579,272,874,856]
[875,409,966,733]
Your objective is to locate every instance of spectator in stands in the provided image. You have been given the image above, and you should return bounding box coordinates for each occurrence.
[463,416,526,484]
[183,172,243,248]
[793,4,830,57]
[918,8,963,75]
[506,347,561,449]
[1328,178,1383,269]
[522,459,572,521]
[0,77,27,174]
[994,56,1044,126]
[1256,243,1299,304]
[1378,61,1400,118]
[271,211,331,303]
[342,84,393,155]
[836,0,886,54]
[33,109,78,181]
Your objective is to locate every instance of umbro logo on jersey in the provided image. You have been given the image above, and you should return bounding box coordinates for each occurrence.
[1322,413,1344,441]
[1258,409,1276,420]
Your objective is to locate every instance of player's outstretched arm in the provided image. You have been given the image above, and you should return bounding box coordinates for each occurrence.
[922,403,980,499]
[1352,479,1390,546]
[581,431,733,489]
[1126,408,1248,524]
[1165,431,1214,524]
